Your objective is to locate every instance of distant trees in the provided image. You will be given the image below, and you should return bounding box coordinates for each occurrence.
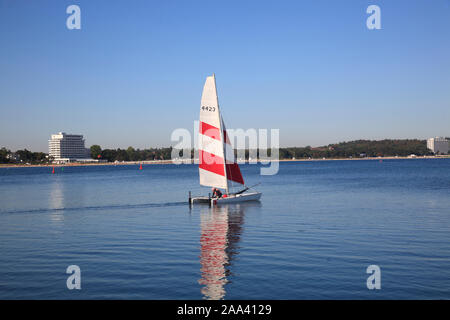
[90,145,102,159]
[0,147,10,163]
[276,139,432,159]
[91,146,173,162]
[16,149,47,163]
[0,139,437,165]
[126,147,137,161]
[0,147,48,164]
[228,140,432,160]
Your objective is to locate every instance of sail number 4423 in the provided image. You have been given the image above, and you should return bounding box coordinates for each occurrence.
[201,106,216,112]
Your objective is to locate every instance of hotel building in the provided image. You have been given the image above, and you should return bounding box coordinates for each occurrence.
[427,137,449,155]
[49,132,90,163]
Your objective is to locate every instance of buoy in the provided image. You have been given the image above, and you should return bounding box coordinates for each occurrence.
[139,163,143,170]
[52,167,55,174]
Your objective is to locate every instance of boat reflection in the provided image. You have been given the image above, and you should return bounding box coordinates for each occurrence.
[198,203,258,300]
[49,178,65,222]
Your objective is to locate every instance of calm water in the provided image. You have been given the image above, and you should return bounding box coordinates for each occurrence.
[0,159,449,299]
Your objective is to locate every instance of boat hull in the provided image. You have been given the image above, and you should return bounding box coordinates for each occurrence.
[190,196,211,204]
[212,192,261,205]
[190,192,262,205]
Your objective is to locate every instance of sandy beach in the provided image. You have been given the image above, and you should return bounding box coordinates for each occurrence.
[1,155,448,168]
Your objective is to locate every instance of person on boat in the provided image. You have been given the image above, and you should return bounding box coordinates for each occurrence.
[211,187,222,198]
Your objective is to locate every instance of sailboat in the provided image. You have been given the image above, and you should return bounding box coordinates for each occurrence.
[190,74,262,206]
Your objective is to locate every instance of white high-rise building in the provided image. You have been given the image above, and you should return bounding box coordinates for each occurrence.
[49,132,89,163]
[427,137,449,155]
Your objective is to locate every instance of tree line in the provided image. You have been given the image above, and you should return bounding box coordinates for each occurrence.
[91,139,435,162]
[277,139,434,159]
[90,145,173,162]
[0,148,49,164]
[0,139,441,164]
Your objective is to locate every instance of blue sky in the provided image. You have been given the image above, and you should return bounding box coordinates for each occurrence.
[0,0,449,151]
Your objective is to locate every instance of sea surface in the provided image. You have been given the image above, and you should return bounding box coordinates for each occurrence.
[0,159,449,299]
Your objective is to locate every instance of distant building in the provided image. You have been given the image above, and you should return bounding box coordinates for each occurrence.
[49,132,90,163]
[427,137,449,155]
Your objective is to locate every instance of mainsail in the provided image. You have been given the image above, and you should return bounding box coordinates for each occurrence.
[199,74,244,193]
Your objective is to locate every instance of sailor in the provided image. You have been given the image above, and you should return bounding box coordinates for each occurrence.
[211,187,222,198]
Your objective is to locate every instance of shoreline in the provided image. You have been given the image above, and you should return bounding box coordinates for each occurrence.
[0,155,448,168]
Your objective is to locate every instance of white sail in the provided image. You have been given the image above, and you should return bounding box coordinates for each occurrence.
[198,74,245,192]
[199,74,228,190]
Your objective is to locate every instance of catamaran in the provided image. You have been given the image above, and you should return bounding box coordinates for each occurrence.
[190,74,262,206]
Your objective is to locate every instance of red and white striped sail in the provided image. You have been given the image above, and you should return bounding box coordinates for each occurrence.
[199,74,244,192]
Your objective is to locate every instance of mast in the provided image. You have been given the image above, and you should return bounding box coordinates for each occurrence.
[214,74,230,194]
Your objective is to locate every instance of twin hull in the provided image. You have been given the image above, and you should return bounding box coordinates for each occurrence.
[191,192,262,206]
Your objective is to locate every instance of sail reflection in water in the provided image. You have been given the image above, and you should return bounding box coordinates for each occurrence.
[198,204,246,300]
